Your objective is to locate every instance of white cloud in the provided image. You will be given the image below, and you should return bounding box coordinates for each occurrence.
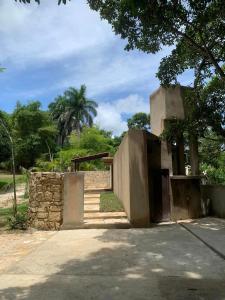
[0,0,114,66]
[95,94,150,136]
[0,0,170,98]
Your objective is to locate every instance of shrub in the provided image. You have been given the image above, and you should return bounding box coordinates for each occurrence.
[7,212,27,230]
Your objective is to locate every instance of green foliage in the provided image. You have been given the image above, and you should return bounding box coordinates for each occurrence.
[0,202,28,229]
[199,77,225,139]
[88,1,225,84]
[11,101,58,169]
[199,130,225,184]
[160,118,186,143]
[49,85,98,146]
[0,174,26,192]
[100,192,124,212]
[36,126,115,171]
[7,212,27,230]
[127,112,150,131]
[15,0,70,4]
[0,111,11,162]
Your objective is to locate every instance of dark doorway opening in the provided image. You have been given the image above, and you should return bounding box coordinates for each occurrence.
[147,135,171,223]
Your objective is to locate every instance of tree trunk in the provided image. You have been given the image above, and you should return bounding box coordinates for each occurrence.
[190,134,200,176]
[0,118,17,216]
[11,139,17,216]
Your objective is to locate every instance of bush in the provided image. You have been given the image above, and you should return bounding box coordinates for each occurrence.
[7,212,27,230]
[201,163,225,185]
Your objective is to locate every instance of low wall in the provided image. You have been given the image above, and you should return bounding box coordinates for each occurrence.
[79,171,111,190]
[113,130,150,227]
[201,185,225,218]
[170,177,201,220]
[29,172,64,230]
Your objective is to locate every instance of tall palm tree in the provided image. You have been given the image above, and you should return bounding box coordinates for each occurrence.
[49,96,68,146]
[49,85,98,146]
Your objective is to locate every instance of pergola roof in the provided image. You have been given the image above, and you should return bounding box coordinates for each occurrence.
[71,152,109,164]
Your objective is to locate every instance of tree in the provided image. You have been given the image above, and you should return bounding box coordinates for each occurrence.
[12,101,58,168]
[0,111,11,163]
[16,1,225,84]
[48,96,68,147]
[49,85,98,146]
[37,126,115,171]
[15,0,70,4]
[127,112,150,131]
[200,75,225,139]
[0,112,17,216]
[87,1,225,86]
[199,129,225,184]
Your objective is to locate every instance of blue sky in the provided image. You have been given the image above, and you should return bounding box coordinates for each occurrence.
[0,0,193,135]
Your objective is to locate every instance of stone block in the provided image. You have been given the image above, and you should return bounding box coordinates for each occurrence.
[37,207,48,212]
[37,212,48,219]
[50,206,62,212]
[44,191,53,201]
[49,212,61,222]
[34,220,46,229]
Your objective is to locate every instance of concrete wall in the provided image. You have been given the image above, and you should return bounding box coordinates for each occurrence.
[62,173,84,229]
[170,176,201,220]
[150,86,185,137]
[113,130,150,227]
[201,185,225,218]
[79,171,111,190]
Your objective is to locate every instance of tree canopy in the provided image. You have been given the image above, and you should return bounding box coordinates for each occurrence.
[127,112,150,131]
[15,0,69,4]
[49,85,98,146]
[87,0,225,86]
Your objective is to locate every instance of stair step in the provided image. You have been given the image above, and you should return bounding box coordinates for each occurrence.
[84,212,127,219]
[82,218,131,229]
[84,201,100,205]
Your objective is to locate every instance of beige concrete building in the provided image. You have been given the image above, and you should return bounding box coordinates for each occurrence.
[113,85,202,227]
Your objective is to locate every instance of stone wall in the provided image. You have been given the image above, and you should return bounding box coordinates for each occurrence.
[79,171,111,190]
[28,172,64,230]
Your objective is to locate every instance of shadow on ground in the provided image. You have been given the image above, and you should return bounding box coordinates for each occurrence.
[0,224,225,300]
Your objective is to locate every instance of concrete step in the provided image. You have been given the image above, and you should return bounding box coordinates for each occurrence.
[82,218,131,229]
[84,194,100,198]
[84,204,99,211]
[84,201,100,205]
[84,189,111,193]
[84,212,127,219]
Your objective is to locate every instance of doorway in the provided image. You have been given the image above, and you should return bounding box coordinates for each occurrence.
[147,136,171,223]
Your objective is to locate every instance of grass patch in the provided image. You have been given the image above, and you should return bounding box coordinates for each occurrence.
[0,174,26,192]
[0,202,28,228]
[100,192,124,212]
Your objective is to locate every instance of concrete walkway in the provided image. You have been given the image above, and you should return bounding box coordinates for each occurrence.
[181,217,225,259]
[83,192,131,229]
[0,218,225,299]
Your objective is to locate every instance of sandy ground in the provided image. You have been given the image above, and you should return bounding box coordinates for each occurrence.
[0,184,26,208]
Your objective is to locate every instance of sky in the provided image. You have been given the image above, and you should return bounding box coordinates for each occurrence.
[0,0,193,135]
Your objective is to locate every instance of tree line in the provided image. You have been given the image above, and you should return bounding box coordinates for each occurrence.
[0,85,151,172]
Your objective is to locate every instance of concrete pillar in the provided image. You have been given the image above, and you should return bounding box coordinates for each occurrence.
[62,172,84,229]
